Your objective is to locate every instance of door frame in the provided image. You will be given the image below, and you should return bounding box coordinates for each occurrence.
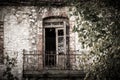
[43,17,69,68]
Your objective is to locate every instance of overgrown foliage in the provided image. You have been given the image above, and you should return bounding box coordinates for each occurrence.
[68,0,120,80]
[3,53,18,80]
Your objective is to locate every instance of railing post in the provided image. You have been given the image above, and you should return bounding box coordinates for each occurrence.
[23,49,26,73]
[43,50,45,69]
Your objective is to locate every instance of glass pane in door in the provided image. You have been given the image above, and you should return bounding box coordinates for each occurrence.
[57,29,64,54]
[58,36,64,54]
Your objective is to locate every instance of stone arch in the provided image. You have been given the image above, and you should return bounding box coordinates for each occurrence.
[42,16,70,68]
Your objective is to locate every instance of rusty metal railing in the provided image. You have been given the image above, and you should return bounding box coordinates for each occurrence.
[23,50,82,71]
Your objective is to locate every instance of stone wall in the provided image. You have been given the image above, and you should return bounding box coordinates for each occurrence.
[0,6,90,79]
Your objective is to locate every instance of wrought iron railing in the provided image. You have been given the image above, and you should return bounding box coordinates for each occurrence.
[23,50,83,71]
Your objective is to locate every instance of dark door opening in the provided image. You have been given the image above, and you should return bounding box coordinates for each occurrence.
[45,28,56,67]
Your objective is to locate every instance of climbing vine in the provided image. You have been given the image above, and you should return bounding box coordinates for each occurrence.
[3,52,18,80]
[68,0,120,80]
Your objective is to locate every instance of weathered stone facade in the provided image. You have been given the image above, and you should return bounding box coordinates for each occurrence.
[0,6,90,79]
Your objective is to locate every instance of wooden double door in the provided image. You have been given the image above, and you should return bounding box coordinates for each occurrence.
[44,22,69,67]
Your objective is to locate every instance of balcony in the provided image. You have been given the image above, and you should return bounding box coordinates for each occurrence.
[23,51,85,79]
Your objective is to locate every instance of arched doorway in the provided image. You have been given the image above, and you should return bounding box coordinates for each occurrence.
[43,16,69,69]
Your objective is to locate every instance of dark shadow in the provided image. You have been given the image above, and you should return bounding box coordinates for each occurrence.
[45,28,56,67]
